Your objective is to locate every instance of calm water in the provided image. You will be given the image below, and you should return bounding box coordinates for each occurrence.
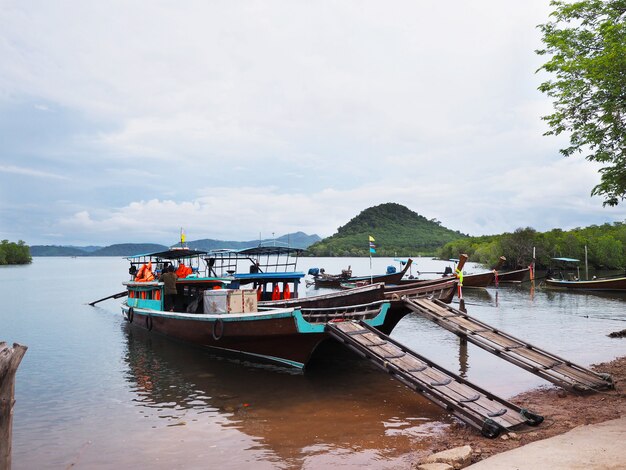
[3,257,625,469]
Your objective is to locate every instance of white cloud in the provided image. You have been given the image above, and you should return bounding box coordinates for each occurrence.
[1,0,623,246]
[0,165,69,180]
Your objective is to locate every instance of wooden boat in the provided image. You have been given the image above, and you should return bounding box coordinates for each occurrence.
[262,276,458,335]
[457,256,506,288]
[460,270,496,288]
[122,245,391,369]
[543,256,626,292]
[544,276,626,291]
[496,266,531,284]
[311,258,413,288]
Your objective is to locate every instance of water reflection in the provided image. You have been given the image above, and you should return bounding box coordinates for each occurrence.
[458,338,469,378]
[121,323,448,467]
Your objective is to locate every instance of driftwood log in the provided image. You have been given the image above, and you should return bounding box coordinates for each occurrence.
[0,342,27,470]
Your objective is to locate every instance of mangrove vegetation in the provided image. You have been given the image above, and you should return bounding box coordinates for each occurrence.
[438,223,626,270]
[0,240,32,265]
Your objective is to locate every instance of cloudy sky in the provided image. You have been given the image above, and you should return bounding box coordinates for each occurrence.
[1,1,624,246]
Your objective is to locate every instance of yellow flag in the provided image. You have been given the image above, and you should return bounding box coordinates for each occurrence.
[181,229,186,243]
[369,235,375,242]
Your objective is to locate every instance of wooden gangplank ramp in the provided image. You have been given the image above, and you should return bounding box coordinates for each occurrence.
[325,320,543,438]
[404,298,613,393]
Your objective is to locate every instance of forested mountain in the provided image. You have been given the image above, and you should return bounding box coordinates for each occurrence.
[438,223,626,270]
[29,245,90,257]
[188,232,320,251]
[30,232,320,256]
[92,244,169,256]
[306,203,466,256]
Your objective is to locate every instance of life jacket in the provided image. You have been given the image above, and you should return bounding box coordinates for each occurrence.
[144,262,155,281]
[176,263,188,278]
[283,283,291,300]
[135,264,147,281]
[271,284,280,301]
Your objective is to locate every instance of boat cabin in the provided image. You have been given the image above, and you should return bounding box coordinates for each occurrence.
[125,247,230,313]
[548,257,582,281]
[204,245,305,301]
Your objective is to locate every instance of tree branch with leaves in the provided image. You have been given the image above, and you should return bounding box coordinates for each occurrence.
[537,0,626,206]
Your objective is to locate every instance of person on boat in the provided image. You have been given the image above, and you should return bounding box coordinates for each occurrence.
[250,260,261,274]
[160,265,178,311]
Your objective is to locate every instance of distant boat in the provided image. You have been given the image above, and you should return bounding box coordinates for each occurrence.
[544,276,626,291]
[544,257,626,292]
[454,256,505,288]
[310,259,413,288]
[496,266,531,284]
[459,257,531,287]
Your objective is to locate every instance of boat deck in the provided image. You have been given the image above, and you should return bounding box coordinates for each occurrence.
[325,320,543,438]
[404,298,614,393]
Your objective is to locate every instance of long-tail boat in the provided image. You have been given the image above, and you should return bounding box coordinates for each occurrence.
[496,266,531,283]
[311,258,413,288]
[460,256,506,288]
[120,244,391,369]
[543,257,626,292]
[262,276,458,334]
[544,276,626,291]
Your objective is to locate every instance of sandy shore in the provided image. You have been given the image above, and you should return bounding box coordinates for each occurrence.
[409,354,626,467]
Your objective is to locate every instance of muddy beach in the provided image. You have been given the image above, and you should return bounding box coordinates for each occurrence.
[408,355,626,467]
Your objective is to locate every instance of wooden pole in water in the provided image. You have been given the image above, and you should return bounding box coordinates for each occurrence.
[1,342,27,470]
[585,245,589,281]
[456,254,468,313]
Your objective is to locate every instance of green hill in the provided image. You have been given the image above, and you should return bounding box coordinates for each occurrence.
[30,245,95,256]
[306,203,466,256]
[30,232,320,257]
[92,243,168,256]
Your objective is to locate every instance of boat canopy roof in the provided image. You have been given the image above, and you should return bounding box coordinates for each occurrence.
[206,246,305,257]
[126,248,208,260]
[552,257,580,263]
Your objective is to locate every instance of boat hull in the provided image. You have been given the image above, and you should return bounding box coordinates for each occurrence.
[313,259,413,288]
[544,277,626,292]
[122,302,389,369]
[497,267,530,283]
[460,271,495,288]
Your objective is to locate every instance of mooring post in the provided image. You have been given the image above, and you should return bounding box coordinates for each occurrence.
[1,342,28,470]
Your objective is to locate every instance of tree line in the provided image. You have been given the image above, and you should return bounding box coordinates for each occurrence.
[437,223,626,270]
[0,240,32,265]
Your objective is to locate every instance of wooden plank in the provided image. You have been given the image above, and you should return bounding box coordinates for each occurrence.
[359,336,527,428]
[407,298,613,392]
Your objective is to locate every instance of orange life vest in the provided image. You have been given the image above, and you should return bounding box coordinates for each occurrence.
[176,263,189,278]
[271,284,280,300]
[144,262,155,281]
[283,283,291,299]
[135,264,147,281]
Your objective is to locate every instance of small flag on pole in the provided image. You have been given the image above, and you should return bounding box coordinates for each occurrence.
[369,235,376,254]
[181,228,186,244]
